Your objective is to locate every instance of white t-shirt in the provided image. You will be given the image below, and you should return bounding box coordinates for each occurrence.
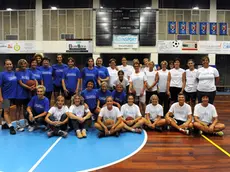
[169,68,185,88]
[113,78,129,91]
[194,103,218,124]
[107,67,118,88]
[48,106,69,121]
[130,71,147,96]
[158,69,169,92]
[169,102,192,122]
[118,65,134,79]
[99,106,122,123]
[145,104,163,121]
[69,105,90,117]
[145,70,158,92]
[197,67,219,92]
[121,103,142,119]
[185,69,198,93]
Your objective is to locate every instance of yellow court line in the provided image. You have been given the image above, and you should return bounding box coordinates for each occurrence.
[201,134,230,157]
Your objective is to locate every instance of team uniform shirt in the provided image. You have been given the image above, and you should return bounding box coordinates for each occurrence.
[96,89,112,107]
[99,106,122,123]
[145,70,158,92]
[145,104,163,121]
[95,66,110,80]
[69,105,90,117]
[194,103,218,124]
[113,78,129,91]
[121,103,141,120]
[28,95,50,114]
[130,72,147,96]
[158,69,169,93]
[0,71,17,99]
[107,67,118,89]
[29,69,43,84]
[81,89,97,110]
[16,69,35,99]
[169,102,192,122]
[52,64,68,87]
[117,65,134,79]
[63,67,81,93]
[48,106,69,121]
[197,67,219,92]
[39,66,53,92]
[185,69,198,93]
[169,68,185,88]
[81,67,99,89]
[112,90,126,105]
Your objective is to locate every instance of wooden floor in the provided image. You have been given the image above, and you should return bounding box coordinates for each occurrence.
[96,95,230,172]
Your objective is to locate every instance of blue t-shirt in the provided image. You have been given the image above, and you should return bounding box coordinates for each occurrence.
[81,89,97,110]
[0,71,17,99]
[28,95,50,114]
[16,69,35,99]
[95,66,110,80]
[52,63,68,87]
[63,67,81,93]
[81,67,99,90]
[29,68,43,84]
[112,90,126,105]
[39,66,53,92]
[96,89,112,107]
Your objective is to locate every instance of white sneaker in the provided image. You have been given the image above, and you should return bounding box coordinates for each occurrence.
[28,125,35,132]
[16,123,25,132]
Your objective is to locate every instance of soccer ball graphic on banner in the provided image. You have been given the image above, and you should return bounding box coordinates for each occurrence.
[172,41,180,48]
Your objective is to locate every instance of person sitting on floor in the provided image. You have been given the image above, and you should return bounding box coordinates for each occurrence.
[94,96,124,138]
[165,93,193,135]
[45,95,69,138]
[121,94,145,133]
[145,94,166,132]
[193,95,225,136]
[68,94,92,139]
[25,85,49,132]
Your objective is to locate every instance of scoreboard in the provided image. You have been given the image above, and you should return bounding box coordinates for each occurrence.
[96,9,156,46]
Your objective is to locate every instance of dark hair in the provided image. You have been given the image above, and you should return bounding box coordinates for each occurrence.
[41,57,50,65]
[118,70,124,75]
[187,59,195,64]
[174,58,181,63]
[57,54,63,57]
[109,58,116,63]
[86,80,94,86]
[86,57,94,67]
[29,57,37,67]
[96,57,103,65]
[202,56,210,62]
[178,93,185,97]
[168,60,174,65]
[67,57,75,64]
[127,94,135,100]
[4,59,12,65]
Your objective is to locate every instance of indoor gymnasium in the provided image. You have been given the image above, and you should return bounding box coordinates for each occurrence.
[0,0,230,172]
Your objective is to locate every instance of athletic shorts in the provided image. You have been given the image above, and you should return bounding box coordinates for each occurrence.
[170,87,182,102]
[1,99,15,109]
[135,95,146,104]
[173,118,186,126]
[184,91,197,102]
[53,85,64,93]
[15,99,29,106]
[64,91,75,100]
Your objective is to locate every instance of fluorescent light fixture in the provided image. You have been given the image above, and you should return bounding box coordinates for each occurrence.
[51,6,57,10]
[6,8,13,11]
[100,6,103,9]
[146,7,151,9]
[193,6,199,10]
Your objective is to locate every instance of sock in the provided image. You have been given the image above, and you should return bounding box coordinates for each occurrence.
[8,123,12,127]
[76,129,81,133]
[2,120,6,125]
[131,128,135,132]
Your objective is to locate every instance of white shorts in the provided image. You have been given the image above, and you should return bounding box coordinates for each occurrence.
[135,95,146,103]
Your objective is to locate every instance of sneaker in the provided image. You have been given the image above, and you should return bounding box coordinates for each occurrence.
[98,132,105,138]
[81,129,87,138]
[16,124,25,132]
[167,125,171,131]
[28,125,35,132]
[199,130,203,135]
[155,126,163,132]
[179,128,189,135]
[9,126,16,135]
[214,131,224,136]
[2,123,9,129]
[76,130,83,139]
[115,131,120,137]
[47,130,54,137]
[58,130,68,138]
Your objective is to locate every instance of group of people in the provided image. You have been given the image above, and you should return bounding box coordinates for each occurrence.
[0,53,225,138]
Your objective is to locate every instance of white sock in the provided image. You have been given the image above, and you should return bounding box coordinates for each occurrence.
[8,123,12,127]
[132,129,135,132]
[2,120,6,125]
[76,129,81,133]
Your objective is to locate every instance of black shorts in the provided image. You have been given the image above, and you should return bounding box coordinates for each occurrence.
[64,91,75,100]
[15,99,29,106]
[184,91,197,102]
[170,87,182,102]
[53,85,64,93]
[197,91,216,104]
[174,119,186,126]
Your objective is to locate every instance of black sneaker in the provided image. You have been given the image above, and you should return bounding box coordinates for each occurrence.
[2,123,9,129]
[98,132,105,138]
[155,126,163,132]
[9,126,16,135]
[57,130,68,138]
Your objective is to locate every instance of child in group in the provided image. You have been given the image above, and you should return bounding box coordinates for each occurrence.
[68,94,92,139]
[45,95,69,138]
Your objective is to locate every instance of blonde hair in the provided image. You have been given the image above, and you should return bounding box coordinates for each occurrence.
[34,53,44,59]
[161,60,168,66]
[71,94,85,106]
[17,59,28,69]
[36,85,46,93]
[101,82,108,88]
[54,95,65,107]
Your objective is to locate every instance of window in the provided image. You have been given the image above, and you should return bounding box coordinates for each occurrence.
[42,0,92,9]
[100,0,152,8]
[217,0,230,10]
[0,0,35,10]
[159,0,210,9]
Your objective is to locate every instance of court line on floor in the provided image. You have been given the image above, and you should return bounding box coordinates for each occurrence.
[28,137,62,172]
[201,134,230,157]
[78,130,148,172]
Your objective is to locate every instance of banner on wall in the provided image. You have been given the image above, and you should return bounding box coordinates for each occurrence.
[0,41,37,53]
[189,22,197,35]
[168,21,176,34]
[178,21,187,34]
[209,22,217,35]
[219,23,228,35]
[66,41,92,53]
[199,22,207,35]
[112,35,139,48]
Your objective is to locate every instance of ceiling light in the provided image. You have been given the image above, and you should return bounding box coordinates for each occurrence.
[193,6,199,10]
[146,7,151,9]
[100,6,103,9]
[51,6,57,10]
[6,8,13,11]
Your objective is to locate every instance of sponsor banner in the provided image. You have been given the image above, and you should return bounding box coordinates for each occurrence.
[209,22,217,35]
[189,22,197,35]
[219,23,228,35]
[178,21,187,34]
[113,35,139,49]
[0,41,37,53]
[66,41,92,53]
[198,41,222,53]
[168,21,176,34]
[199,22,207,35]
[157,40,182,53]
